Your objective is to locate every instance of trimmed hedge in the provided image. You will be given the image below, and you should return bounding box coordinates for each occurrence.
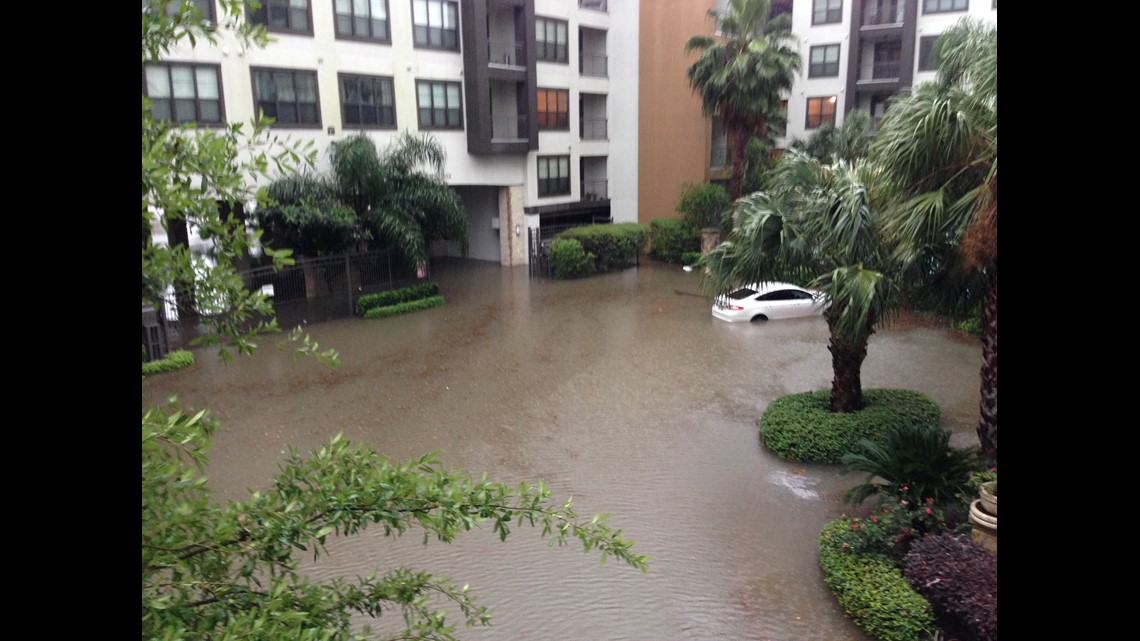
[556,223,649,273]
[548,238,596,280]
[819,519,936,641]
[758,389,941,464]
[648,218,699,264]
[362,295,445,319]
[356,282,440,316]
[142,350,194,377]
[681,251,703,266]
[904,535,997,641]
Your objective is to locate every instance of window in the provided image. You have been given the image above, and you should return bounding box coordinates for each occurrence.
[537,156,571,197]
[416,80,463,129]
[250,0,311,34]
[812,0,842,25]
[412,0,459,50]
[339,74,395,128]
[144,62,224,125]
[924,0,967,13]
[537,89,569,130]
[251,68,320,127]
[536,17,568,63]
[158,0,216,22]
[808,44,840,78]
[710,117,727,169]
[334,0,389,41]
[918,35,940,71]
[806,96,837,128]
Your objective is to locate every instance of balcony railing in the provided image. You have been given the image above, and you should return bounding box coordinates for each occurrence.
[492,115,529,141]
[862,4,903,26]
[580,53,608,77]
[580,118,607,140]
[581,179,608,201]
[868,61,901,79]
[579,0,607,11]
[488,40,526,67]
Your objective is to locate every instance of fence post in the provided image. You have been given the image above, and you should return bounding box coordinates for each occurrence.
[345,253,353,317]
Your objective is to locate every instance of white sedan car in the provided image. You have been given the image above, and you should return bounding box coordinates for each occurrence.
[711,281,828,322]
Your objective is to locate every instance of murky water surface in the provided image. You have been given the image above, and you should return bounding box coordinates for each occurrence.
[142,258,982,641]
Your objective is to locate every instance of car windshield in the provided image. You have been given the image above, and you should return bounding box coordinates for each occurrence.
[728,288,757,300]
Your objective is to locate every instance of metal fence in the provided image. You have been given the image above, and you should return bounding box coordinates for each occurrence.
[142,249,425,361]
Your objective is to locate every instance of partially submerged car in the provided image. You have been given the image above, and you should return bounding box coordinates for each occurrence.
[711,281,827,322]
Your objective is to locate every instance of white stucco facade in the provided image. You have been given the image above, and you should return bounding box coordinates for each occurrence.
[149,0,638,266]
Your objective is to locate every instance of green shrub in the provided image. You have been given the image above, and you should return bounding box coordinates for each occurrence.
[648,218,699,264]
[556,223,649,273]
[758,389,941,464]
[953,310,983,335]
[356,282,440,316]
[548,238,596,280]
[675,181,731,230]
[819,519,936,641]
[841,422,984,506]
[142,350,195,377]
[831,497,950,565]
[681,251,703,266]
[362,295,445,319]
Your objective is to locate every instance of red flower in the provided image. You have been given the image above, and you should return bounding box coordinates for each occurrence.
[925,497,933,504]
[870,515,878,523]
[925,507,933,515]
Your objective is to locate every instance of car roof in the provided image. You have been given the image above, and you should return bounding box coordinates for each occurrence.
[733,281,808,294]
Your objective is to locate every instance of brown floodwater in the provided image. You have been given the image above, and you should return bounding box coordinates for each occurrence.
[141,257,982,641]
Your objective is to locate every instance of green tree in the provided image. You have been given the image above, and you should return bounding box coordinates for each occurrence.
[871,18,997,460]
[686,0,801,200]
[259,133,469,266]
[142,405,648,640]
[791,108,873,164]
[675,181,732,231]
[704,149,896,412]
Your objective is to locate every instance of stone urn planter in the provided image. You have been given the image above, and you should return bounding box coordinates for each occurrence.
[969,481,997,553]
[979,481,997,516]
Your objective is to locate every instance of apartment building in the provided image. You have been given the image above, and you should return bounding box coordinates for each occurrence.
[637,0,997,225]
[144,0,638,266]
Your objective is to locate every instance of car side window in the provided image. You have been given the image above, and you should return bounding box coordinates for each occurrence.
[757,290,795,301]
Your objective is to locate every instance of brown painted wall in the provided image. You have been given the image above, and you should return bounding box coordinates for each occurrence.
[638,0,716,225]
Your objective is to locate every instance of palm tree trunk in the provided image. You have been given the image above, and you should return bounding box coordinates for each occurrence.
[730,126,747,201]
[827,318,871,413]
[977,266,998,461]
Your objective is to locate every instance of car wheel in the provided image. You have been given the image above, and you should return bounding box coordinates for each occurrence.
[750,314,768,322]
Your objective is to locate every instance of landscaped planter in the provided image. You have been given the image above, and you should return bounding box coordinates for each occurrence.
[967,499,997,554]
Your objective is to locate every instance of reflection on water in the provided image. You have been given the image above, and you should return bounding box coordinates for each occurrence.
[142,258,982,641]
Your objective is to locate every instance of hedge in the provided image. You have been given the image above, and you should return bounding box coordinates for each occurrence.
[548,238,596,280]
[648,218,699,264]
[356,282,440,316]
[819,519,936,641]
[142,350,195,377]
[758,389,941,464]
[362,295,445,319]
[904,535,997,641]
[556,223,649,273]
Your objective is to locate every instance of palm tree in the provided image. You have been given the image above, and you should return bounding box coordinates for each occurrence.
[686,0,801,200]
[791,109,874,164]
[871,18,997,461]
[261,132,468,267]
[330,132,469,265]
[705,149,896,413]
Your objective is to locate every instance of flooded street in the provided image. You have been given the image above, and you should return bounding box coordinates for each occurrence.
[142,258,982,641]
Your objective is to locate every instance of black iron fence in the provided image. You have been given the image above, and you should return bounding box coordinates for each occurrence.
[142,249,425,361]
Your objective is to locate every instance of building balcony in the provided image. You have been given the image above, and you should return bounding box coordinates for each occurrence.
[865,61,900,80]
[579,0,607,11]
[488,39,526,68]
[581,179,608,201]
[861,1,903,26]
[580,53,608,77]
[580,118,607,140]
[492,115,529,142]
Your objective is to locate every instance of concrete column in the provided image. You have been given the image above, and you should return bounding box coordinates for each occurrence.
[499,185,527,266]
[700,227,721,255]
